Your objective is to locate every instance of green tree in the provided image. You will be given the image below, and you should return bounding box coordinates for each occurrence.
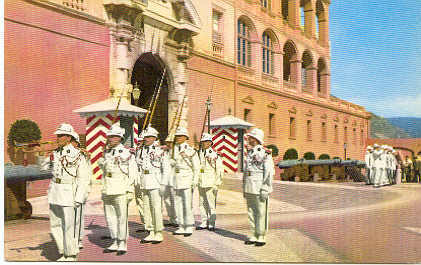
[303,152,315,160]
[265,144,279,157]
[283,148,298,160]
[319,154,330,160]
[8,120,41,145]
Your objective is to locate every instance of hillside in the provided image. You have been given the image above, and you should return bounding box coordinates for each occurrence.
[387,117,421,138]
[370,113,411,139]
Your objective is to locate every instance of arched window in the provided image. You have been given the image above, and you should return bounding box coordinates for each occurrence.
[301,50,313,92]
[317,58,327,94]
[282,0,288,20]
[262,32,274,74]
[261,0,271,9]
[283,41,297,83]
[237,19,252,67]
[316,0,328,43]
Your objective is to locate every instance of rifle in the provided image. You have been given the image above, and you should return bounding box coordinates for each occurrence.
[171,95,187,159]
[147,68,167,128]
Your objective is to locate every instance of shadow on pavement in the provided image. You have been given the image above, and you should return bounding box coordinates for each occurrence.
[213,227,248,242]
[28,216,49,221]
[85,221,150,248]
[8,235,60,261]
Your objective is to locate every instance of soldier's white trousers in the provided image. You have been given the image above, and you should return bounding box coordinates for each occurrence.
[134,185,145,224]
[245,193,269,237]
[162,186,177,224]
[175,188,194,228]
[49,204,78,257]
[102,194,129,243]
[199,187,216,227]
[141,189,164,232]
[74,203,86,244]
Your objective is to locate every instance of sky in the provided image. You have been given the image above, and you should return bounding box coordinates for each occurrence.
[329,0,421,118]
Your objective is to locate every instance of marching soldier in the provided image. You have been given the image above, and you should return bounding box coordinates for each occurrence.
[37,123,91,261]
[243,128,274,246]
[161,135,178,227]
[70,135,92,250]
[364,146,373,185]
[135,126,169,243]
[97,123,137,255]
[372,144,386,188]
[403,156,413,183]
[134,132,146,233]
[170,127,200,236]
[196,133,223,231]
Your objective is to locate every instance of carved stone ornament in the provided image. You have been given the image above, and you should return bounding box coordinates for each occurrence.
[242,96,255,105]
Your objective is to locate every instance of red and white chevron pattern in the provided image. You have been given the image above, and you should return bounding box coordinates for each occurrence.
[86,114,118,179]
[133,116,140,145]
[212,127,239,173]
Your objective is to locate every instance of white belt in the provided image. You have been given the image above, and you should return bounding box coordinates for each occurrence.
[52,177,73,184]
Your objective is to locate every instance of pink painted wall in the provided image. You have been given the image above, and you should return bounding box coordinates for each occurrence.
[5,0,110,162]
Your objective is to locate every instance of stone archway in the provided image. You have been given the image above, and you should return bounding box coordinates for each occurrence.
[131,52,171,143]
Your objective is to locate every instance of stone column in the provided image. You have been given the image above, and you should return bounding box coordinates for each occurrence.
[273,50,283,89]
[306,66,317,97]
[319,6,329,46]
[288,0,300,28]
[304,1,316,38]
[290,59,302,93]
[320,72,330,98]
[174,42,190,129]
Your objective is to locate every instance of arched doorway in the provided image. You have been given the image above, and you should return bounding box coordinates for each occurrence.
[131,53,169,143]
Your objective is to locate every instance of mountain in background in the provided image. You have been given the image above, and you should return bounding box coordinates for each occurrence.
[387,117,421,138]
[370,113,411,138]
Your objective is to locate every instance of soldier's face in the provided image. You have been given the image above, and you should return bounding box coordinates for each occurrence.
[108,136,121,147]
[175,135,187,144]
[247,136,259,147]
[202,141,212,149]
[56,134,71,147]
[144,136,156,146]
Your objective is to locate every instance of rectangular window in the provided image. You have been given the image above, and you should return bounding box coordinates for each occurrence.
[244,109,251,122]
[360,130,364,146]
[306,120,312,141]
[334,125,338,143]
[290,117,296,138]
[269,113,275,136]
[344,126,348,143]
[353,128,357,144]
[321,122,327,142]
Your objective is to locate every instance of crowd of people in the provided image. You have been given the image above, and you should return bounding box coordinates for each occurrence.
[365,144,421,187]
[36,123,275,261]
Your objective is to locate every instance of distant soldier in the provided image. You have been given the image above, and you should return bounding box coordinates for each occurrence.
[385,146,393,185]
[403,156,413,183]
[243,128,274,246]
[196,133,223,231]
[414,155,421,183]
[170,127,200,236]
[97,123,137,255]
[135,127,169,243]
[372,144,384,188]
[38,123,91,261]
[161,135,178,227]
[70,134,92,250]
[390,149,398,185]
[364,146,373,185]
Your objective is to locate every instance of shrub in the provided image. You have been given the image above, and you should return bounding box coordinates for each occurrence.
[319,154,330,160]
[265,144,279,157]
[333,156,341,160]
[283,148,298,160]
[303,152,315,160]
[8,119,41,146]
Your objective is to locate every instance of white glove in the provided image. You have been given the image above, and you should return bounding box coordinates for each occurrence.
[169,159,177,167]
[159,185,166,197]
[259,191,269,202]
[97,157,105,167]
[74,202,82,208]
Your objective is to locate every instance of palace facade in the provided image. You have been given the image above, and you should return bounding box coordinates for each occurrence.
[5,0,370,162]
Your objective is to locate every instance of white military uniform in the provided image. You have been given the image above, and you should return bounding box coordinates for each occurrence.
[162,135,178,226]
[135,127,170,243]
[171,127,200,235]
[197,133,223,230]
[134,133,145,229]
[364,147,373,185]
[243,128,274,246]
[38,123,91,261]
[373,146,386,187]
[98,124,137,253]
[72,135,92,250]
